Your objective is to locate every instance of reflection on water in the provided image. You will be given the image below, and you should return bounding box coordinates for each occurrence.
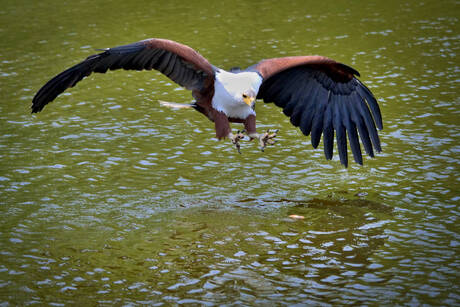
[1,0,459,305]
[2,198,395,305]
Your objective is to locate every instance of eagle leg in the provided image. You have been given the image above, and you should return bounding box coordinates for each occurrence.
[248,129,278,152]
[229,130,246,154]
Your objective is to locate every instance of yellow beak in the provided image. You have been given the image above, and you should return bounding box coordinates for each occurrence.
[243,96,255,107]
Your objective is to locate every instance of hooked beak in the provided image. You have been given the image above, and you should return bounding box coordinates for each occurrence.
[243,96,255,107]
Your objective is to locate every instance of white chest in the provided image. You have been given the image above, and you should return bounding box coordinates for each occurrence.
[212,70,262,119]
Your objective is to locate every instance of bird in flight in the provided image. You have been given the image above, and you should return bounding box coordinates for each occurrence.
[32,38,383,166]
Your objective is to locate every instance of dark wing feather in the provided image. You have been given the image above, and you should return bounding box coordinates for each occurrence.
[322,98,334,160]
[32,38,214,113]
[333,94,348,166]
[310,86,329,148]
[253,56,382,166]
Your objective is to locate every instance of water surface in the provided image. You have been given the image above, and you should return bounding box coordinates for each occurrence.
[1,0,459,305]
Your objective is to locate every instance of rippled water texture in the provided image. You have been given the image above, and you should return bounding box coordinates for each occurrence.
[1,0,459,305]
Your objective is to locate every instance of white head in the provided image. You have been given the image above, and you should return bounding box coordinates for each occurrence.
[215,70,262,107]
[212,70,263,119]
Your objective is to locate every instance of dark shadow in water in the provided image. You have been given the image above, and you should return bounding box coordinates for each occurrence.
[237,196,393,215]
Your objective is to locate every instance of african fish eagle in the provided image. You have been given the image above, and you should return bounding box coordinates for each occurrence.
[31,38,383,166]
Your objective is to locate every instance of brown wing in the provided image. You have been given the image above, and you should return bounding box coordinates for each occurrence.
[32,38,215,113]
[252,56,382,167]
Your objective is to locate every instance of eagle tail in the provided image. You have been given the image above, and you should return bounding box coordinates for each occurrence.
[158,100,196,109]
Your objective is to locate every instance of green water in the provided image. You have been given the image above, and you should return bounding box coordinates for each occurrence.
[1,0,459,305]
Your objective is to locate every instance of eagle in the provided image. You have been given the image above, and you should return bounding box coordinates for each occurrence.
[32,38,383,167]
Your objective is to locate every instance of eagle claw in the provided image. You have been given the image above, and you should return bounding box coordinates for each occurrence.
[258,129,278,152]
[231,129,246,154]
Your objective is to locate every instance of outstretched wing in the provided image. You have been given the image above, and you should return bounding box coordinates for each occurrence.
[32,38,215,113]
[252,56,383,167]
